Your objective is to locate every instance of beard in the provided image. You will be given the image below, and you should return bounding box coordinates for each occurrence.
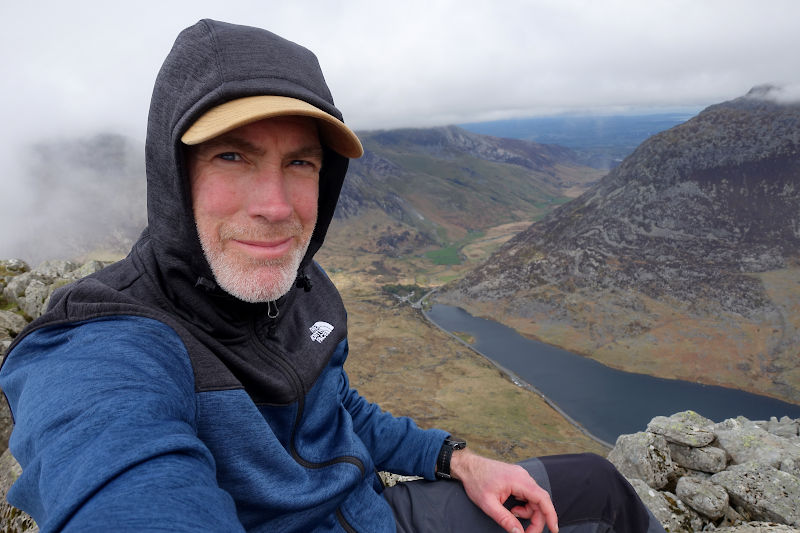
[197,218,314,303]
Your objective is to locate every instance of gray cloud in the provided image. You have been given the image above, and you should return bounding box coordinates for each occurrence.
[2,0,798,263]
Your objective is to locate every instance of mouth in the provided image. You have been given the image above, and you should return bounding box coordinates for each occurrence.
[230,236,295,260]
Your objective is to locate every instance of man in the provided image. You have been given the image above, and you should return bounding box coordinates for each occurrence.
[0,20,665,532]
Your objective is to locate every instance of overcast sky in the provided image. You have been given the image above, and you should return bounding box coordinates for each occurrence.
[2,0,799,262]
[3,0,799,140]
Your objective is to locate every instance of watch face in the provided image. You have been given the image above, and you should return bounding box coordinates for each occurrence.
[447,437,467,449]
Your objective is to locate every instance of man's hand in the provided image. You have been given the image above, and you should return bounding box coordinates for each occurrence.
[449,449,558,533]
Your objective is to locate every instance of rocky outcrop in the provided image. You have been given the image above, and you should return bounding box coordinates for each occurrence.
[470,87,800,301]
[1,259,108,331]
[609,410,800,532]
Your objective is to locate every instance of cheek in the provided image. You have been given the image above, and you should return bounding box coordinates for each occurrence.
[286,178,319,226]
[192,176,243,221]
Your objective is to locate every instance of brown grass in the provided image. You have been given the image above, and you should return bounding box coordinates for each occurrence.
[334,272,609,462]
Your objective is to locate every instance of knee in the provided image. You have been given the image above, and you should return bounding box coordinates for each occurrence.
[576,453,631,491]
[581,452,618,474]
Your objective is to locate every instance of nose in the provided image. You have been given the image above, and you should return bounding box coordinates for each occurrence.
[246,165,293,222]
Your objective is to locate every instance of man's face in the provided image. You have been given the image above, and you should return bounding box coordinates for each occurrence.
[187,116,322,303]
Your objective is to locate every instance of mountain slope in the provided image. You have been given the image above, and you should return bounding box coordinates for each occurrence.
[437,86,800,404]
[329,126,604,255]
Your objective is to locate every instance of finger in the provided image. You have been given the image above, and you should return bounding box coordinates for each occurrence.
[513,489,558,533]
[530,503,559,533]
[514,486,557,524]
[509,504,533,519]
[525,508,545,533]
[482,501,526,533]
[546,511,559,533]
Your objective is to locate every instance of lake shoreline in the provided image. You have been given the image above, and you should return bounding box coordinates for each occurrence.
[423,302,800,445]
[420,305,614,450]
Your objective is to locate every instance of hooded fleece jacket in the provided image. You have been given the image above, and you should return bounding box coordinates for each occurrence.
[0,20,448,532]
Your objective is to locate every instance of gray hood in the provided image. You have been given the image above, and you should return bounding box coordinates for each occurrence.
[144,19,351,300]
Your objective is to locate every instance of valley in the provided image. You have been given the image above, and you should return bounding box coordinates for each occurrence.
[6,95,799,461]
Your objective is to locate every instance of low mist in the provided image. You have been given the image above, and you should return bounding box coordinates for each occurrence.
[0,133,147,266]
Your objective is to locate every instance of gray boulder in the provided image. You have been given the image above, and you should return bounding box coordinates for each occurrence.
[0,311,27,342]
[2,272,41,303]
[767,416,799,440]
[18,280,51,321]
[628,478,705,533]
[668,441,728,473]
[676,475,729,519]
[711,462,800,526]
[609,414,800,532]
[647,410,717,447]
[714,418,800,469]
[32,260,79,280]
[607,431,676,489]
[0,260,29,275]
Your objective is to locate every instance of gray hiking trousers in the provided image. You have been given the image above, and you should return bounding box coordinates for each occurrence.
[384,453,666,533]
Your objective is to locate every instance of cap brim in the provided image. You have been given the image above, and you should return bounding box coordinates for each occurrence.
[181,95,363,158]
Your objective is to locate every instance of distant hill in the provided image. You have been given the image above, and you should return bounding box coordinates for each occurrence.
[460,112,698,169]
[438,86,800,405]
[331,125,605,256]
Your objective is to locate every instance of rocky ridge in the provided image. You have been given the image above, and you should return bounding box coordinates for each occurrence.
[447,86,800,313]
[437,87,800,403]
[1,261,799,531]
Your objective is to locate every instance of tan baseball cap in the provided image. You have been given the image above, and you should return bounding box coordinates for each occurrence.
[181,95,363,158]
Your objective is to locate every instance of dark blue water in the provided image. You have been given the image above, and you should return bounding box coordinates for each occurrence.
[427,304,800,445]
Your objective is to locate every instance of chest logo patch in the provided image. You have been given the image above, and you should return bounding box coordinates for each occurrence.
[309,321,334,343]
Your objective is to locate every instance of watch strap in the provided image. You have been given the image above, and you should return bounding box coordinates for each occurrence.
[436,437,467,479]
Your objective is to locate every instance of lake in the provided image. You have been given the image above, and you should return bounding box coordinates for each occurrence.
[426,304,800,445]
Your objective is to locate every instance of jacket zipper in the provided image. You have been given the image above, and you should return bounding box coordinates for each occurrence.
[249,320,366,474]
[336,508,359,533]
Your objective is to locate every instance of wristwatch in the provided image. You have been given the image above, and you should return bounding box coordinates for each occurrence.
[435,436,467,479]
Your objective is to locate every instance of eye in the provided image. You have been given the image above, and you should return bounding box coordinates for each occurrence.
[216,152,242,162]
[289,159,322,171]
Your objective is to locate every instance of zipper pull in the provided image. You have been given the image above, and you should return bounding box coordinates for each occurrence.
[267,300,279,319]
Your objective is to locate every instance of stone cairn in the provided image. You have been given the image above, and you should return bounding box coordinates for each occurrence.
[608,410,800,532]
[1,260,800,532]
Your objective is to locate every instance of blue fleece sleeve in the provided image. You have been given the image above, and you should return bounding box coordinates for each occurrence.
[0,317,244,532]
[339,369,447,480]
